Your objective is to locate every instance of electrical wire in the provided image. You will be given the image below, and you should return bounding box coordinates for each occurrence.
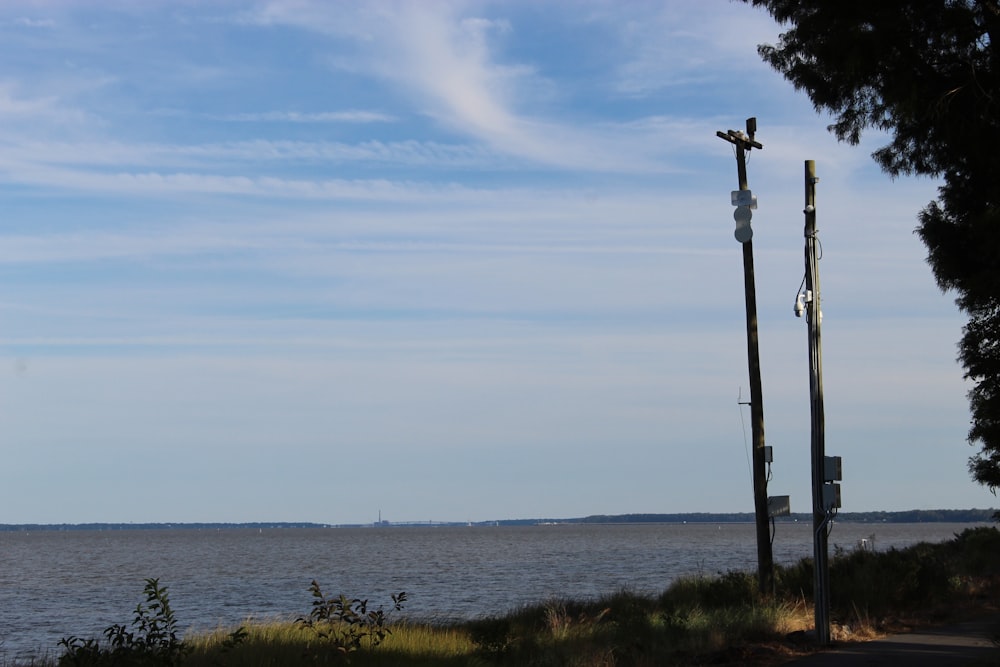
[794,273,806,304]
[826,507,838,538]
[805,226,823,257]
[737,391,753,498]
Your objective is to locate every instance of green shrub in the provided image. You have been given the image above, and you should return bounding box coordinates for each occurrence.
[295,580,406,659]
[59,578,189,667]
[467,616,516,660]
[826,543,954,618]
[776,557,813,602]
[950,526,1000,575]
[660,570,760,611]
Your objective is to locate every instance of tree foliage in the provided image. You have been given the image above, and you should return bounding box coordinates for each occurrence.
[744,0,1000,491]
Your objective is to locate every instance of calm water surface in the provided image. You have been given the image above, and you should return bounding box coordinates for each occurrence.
[0,522,984,659]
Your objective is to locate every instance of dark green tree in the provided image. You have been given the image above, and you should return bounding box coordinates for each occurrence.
[742,0,1000,491]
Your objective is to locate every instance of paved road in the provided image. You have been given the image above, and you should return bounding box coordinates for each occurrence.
[788,614,1000,666]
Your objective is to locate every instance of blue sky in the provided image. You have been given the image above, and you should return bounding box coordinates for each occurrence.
[0,1,987,524]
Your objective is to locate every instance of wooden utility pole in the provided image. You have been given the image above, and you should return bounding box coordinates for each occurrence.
[716,118,774,595]
[803,160,831,645]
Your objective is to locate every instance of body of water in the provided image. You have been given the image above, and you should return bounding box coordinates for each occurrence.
[0,521,985,660]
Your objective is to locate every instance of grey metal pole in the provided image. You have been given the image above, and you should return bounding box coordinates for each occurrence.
[804,160,830,645]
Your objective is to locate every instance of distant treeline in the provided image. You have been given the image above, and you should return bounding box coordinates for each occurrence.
[1,509,994,532]
[556,509,997,525]
[0,522,328,532]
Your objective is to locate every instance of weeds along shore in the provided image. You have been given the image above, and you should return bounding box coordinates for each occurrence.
[17,526,1000,667]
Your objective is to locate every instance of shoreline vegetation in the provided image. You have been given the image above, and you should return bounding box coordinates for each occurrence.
[1,508,996,531]
[12,526,999,666]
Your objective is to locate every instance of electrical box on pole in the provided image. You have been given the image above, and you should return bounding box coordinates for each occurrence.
[821,484,842,511]
[767,495,791,518]
[824,456,842,482]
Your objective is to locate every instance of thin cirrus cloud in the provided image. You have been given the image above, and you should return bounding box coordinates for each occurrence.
[0,2,761,186]
[247,1,680,172]
[0,135,513,174]
[612,4,782,96]
[219,110,396,123]
[375,7,680,171]
[0,81,94,127]
[0,166,491,201]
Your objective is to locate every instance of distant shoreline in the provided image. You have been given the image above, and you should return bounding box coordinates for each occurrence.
[1,508,995,531]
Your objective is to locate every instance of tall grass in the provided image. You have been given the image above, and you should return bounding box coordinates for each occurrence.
[183,622,475,667]
[175,585,804,666]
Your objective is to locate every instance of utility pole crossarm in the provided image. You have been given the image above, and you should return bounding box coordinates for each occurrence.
[715,129,763,151]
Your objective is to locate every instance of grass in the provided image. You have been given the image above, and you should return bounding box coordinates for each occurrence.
[11,526,999,667]
[182,621,476,667]
[178,592,807,667]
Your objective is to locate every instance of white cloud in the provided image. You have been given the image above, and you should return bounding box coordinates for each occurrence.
[241,2,676,171]
[0,137,510,171]
[572,2,782,96]
[0,164,514,201]
[0,81,84,121]
[13,17,55,28]
[220,110,396,123]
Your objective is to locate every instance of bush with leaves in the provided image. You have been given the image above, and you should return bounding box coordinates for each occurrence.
[59,578,189,667]
[295,580,406,659]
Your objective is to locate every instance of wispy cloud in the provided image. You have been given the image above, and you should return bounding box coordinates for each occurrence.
[0,168,507,201]
[0,81,89,123]
[12,16,55,29]
[244,1,675,171]
[611,3,781,96]
[0,138,508,170]
[220,110,396,123]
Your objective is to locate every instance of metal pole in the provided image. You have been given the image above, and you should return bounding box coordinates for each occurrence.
[804,160,830,645]
[717,118,774,595]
